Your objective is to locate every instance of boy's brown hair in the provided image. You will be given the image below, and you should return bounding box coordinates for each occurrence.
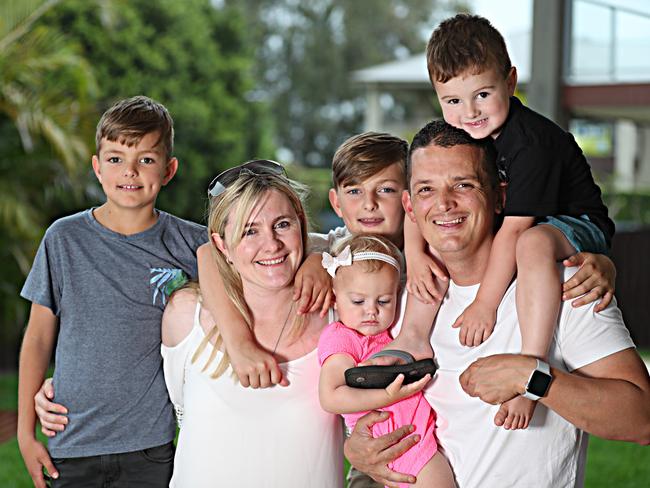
[332,132,408,189]
[426,14,511,84]
[95,95,174,161]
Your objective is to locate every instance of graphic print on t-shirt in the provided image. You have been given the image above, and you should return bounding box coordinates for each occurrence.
[150,268,188,305]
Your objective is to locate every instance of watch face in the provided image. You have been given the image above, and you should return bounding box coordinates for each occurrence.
[528,370,552,397]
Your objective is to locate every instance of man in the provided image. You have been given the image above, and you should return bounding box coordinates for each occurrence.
[345,120,650,487]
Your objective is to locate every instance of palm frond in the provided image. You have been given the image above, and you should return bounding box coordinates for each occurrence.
[0,0,60,51]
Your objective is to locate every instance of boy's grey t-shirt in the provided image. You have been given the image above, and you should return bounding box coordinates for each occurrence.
[21,209,207,458]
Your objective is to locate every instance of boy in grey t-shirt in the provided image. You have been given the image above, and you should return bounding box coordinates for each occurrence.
[17,96,206,488]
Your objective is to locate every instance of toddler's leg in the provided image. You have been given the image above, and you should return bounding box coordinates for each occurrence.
[413,451,456,488]
[496,225,576,429]
[516,225,576,358]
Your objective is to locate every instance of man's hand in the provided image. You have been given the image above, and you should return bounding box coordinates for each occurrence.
[452,299,496,347]
[229,339,289,388]
[460,354,536,404]
[293,253,333,317]
[34,379,67,436]
[17,435,58,488]
[344,411,419,487]
[405,252,448,305]
[562,252,616,312]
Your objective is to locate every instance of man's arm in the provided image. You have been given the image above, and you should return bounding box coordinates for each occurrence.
[459,349,650,444]
[17,303,60,487]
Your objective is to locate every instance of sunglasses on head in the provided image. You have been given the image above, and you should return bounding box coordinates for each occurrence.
[207,159,286,197]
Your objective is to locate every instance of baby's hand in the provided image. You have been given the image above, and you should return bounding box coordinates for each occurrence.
[229,339,289,388]
[452,299,496,346]
[562,252,615,312]
[385,373,431,403]
[405,252,448,304]
[293,253,333,317]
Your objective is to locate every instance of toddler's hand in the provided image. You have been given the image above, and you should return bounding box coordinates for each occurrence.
[293,253,333,317]
[385,373,431,403]
[452,299,496,346]
[405,253,448,304]
[562,252,615,312]
[229,340,289,388]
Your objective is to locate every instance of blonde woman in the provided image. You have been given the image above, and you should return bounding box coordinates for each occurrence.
[161,161,343,487]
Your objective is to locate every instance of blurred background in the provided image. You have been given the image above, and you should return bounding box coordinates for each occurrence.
[1,0,649,484]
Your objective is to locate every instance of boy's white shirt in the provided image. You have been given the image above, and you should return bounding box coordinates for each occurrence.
[307,225,350,254]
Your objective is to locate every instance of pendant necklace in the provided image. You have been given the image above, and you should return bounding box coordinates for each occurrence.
[272,301,294,355]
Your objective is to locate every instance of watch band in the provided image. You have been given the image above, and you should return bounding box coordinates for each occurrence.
[522,359,552,401]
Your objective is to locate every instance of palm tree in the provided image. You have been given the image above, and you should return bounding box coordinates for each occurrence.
[0,0,98,368]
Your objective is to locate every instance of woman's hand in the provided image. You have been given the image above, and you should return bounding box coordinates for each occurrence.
[344,411,419,487]
[34,378,68,436]
[293,253,333,317]
[562,252,616,312]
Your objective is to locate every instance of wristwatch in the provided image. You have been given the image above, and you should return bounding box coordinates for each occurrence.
[522,359,553,400]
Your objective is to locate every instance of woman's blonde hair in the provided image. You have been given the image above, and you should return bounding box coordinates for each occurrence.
[193,168,309,378]
[331,234,403,276]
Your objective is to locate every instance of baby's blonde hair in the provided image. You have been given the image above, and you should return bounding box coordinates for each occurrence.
[194,169,309,379]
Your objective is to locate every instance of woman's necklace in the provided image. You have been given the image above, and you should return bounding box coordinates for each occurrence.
[272,301,295,355]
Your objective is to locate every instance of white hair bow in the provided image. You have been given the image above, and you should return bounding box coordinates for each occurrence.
[321,245,352,278]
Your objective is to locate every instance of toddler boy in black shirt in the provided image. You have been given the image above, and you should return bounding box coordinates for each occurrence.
[392,13,615,431]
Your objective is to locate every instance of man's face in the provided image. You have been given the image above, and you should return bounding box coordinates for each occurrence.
[329,162,406,247]
[403,143,499,261]
[433,67,516,140]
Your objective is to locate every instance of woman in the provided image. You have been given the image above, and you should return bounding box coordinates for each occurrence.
[161,161,343,487]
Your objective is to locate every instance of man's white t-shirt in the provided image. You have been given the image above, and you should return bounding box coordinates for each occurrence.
[396,267,634,488]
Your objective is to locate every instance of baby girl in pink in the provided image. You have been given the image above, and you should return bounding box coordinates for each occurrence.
[317,235,455,488]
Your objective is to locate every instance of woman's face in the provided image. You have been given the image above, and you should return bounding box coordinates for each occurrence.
[219,189,304,293]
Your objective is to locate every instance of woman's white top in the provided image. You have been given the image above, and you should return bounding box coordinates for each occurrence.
[161,303,344,488]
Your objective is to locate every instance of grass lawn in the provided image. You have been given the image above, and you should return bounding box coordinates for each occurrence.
[1,368,649,487]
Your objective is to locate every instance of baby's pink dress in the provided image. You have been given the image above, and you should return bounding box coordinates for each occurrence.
[318,322,438,486]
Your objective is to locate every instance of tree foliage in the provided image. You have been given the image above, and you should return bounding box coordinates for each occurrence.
[0,0,97,366]
[232,0,463,167]
[0,0,270,368]
[42,0,273,221]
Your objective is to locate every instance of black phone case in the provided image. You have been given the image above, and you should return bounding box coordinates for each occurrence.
[344,359,437,389]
